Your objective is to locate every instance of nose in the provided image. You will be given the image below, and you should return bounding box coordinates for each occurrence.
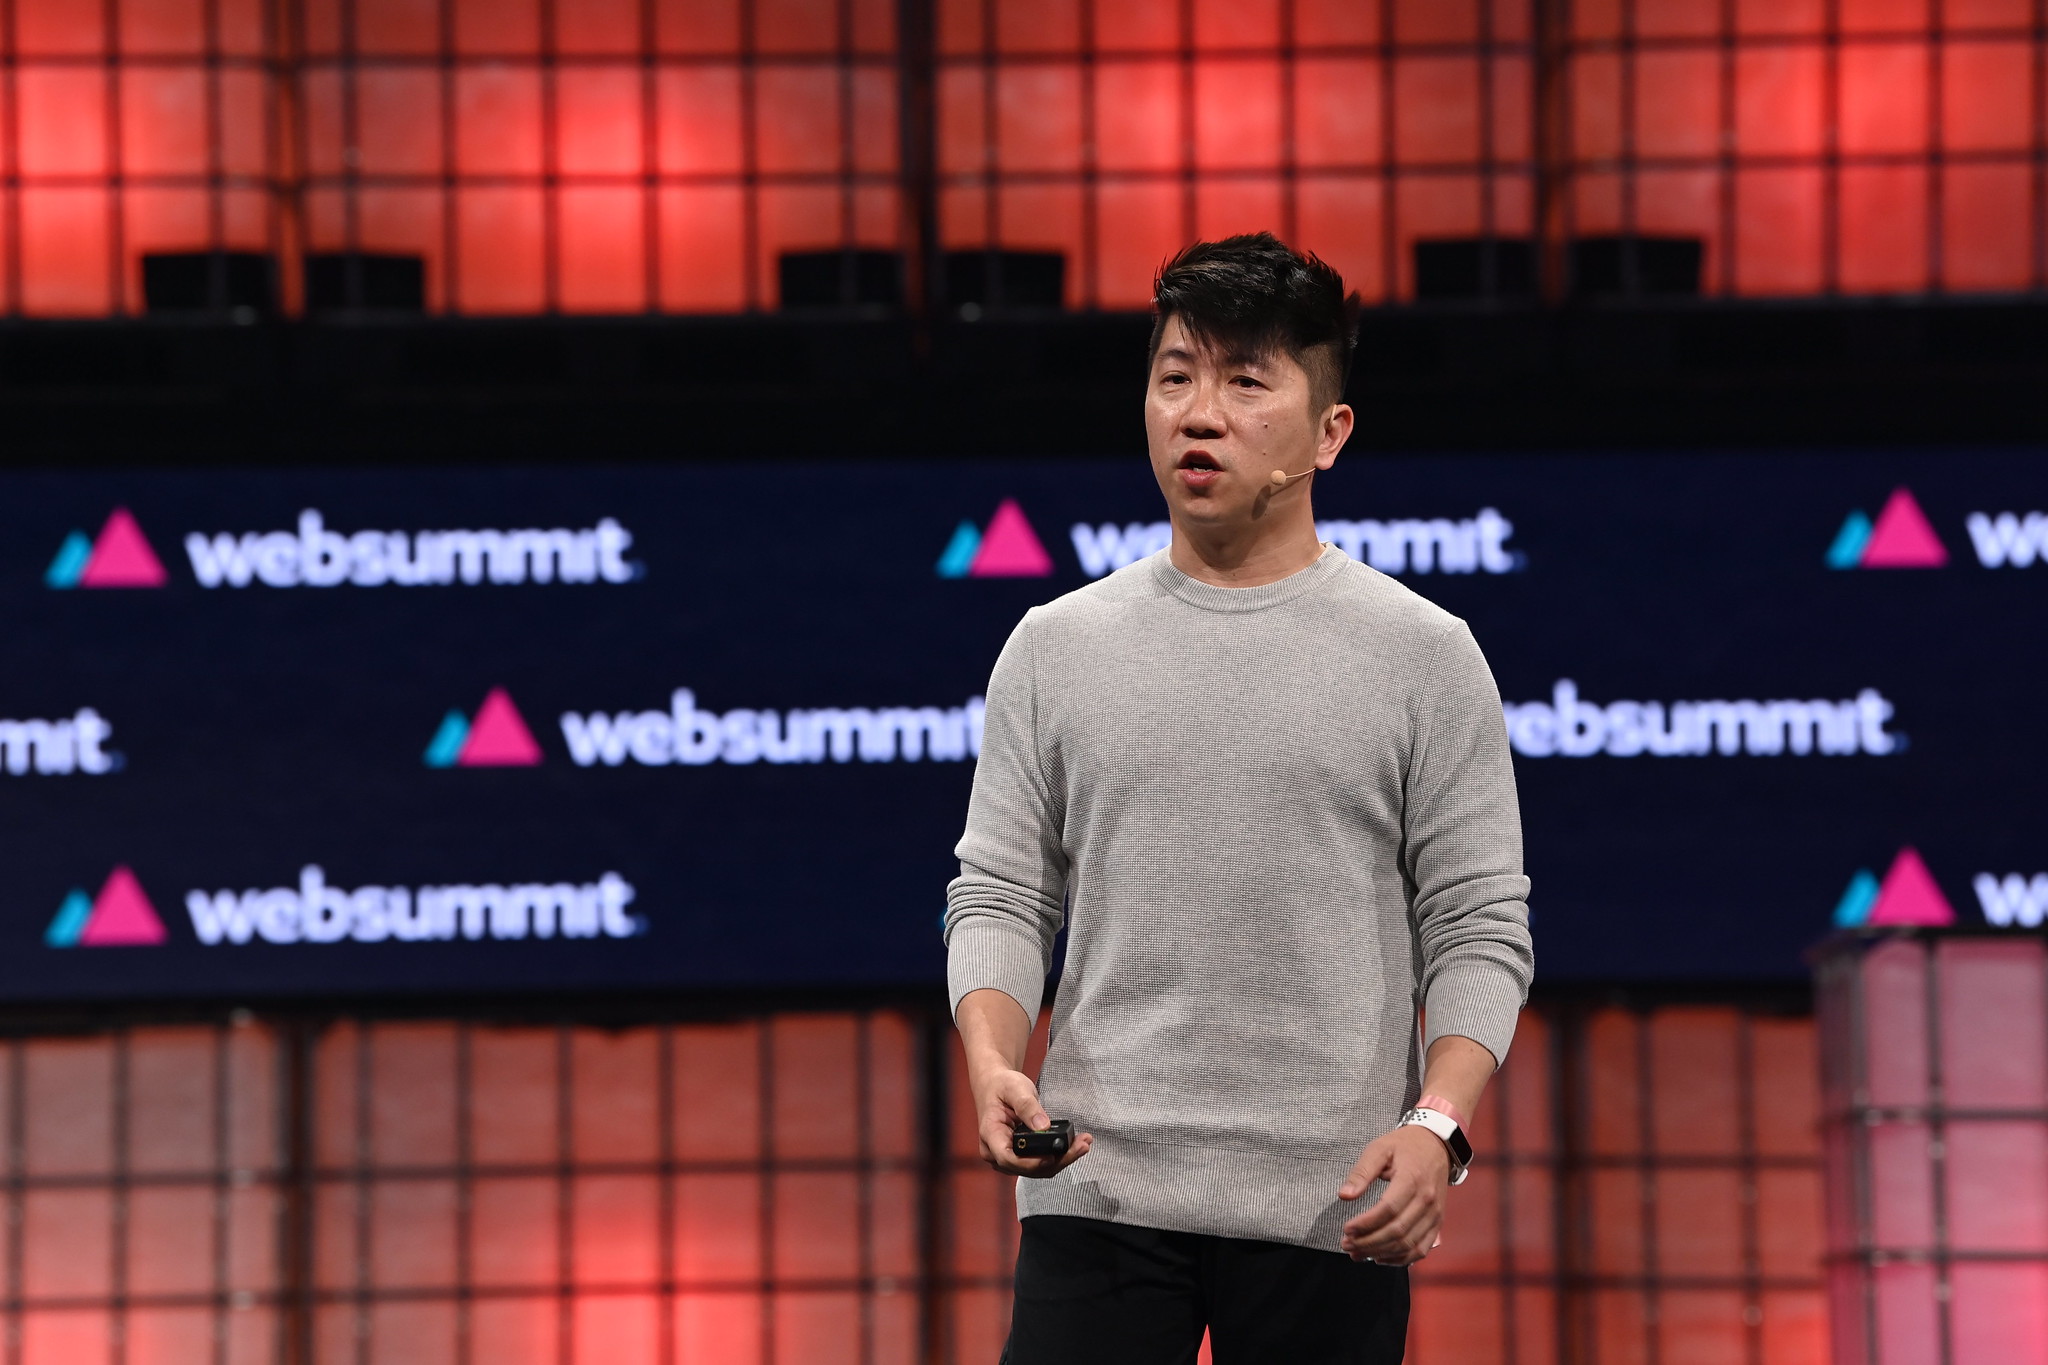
[1180,377,1226,440]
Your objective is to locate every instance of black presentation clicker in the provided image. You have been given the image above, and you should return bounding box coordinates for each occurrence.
[1012,1119,1074,1158]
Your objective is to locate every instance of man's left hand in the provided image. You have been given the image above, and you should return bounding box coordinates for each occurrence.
[1336,1124,1452,1265]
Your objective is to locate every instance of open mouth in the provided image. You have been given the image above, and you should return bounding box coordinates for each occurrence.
[1178,452,1221,472]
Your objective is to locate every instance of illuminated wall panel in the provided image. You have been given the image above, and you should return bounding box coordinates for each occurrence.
[1820,934,2048,1365]
[307,1013,921,1365]
[0,1002,1820,1364]
[0,0,2039,313]
[1555,0,2047,298]
[936,0,1534,308]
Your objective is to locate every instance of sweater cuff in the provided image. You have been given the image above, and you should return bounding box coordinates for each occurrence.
[1423,960,1528,1068]
[946,920,1049,1024]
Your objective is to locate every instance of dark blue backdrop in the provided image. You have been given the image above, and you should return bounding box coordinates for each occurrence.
[4,450,2043,1000]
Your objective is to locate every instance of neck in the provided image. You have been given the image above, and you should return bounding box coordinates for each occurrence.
[1167,499,1326,587]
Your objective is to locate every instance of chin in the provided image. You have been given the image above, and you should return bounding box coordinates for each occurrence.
[1170,494,1243,523]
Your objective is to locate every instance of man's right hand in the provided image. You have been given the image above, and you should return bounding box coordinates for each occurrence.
[955,988,1093,1177]
[972,1065,1093,1178]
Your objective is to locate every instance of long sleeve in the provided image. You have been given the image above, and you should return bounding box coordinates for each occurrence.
[1403,621,1535,1066]
[944,610,1069,1022]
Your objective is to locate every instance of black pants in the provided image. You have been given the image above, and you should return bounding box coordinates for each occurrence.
[1002,1215,1409,1365]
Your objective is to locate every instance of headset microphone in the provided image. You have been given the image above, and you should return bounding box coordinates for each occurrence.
[1268,467,1317,487]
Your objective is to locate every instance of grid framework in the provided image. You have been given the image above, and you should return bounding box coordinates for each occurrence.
[1816,931,2048,1365]
[0,999,1827,1365]
[0,0,2041,316]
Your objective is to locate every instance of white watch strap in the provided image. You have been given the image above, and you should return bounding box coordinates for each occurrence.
[1399,1107,1470,1185]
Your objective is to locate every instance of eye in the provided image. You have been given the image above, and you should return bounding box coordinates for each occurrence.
[1160,371,1189,385]
[1230,374,1264,389]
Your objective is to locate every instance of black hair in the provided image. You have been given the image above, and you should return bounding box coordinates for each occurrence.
[1148,232,1362,411]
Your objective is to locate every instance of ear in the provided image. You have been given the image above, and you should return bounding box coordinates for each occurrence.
[1317,402,1355,469]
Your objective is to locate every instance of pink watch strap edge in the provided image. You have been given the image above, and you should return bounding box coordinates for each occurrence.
[1417,1093,1470,1131]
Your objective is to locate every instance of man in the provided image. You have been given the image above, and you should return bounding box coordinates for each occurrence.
[943,233,1533,1363]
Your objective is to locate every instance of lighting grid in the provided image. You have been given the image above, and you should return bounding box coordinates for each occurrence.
[0,0,2041,316]
[0,1001,1824,1365]
[1816,932,2048,1365]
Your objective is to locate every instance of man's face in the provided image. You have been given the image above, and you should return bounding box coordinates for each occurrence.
[1144,315,1346,528]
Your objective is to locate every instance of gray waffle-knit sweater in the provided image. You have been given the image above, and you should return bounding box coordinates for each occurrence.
[943,545,1533,1251]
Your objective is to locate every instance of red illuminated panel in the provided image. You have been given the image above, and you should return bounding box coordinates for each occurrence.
[1195,0,1280,48]
[656,0,743,54]
[1634,50,1719,160]
[575,1174,662,1286]
[456,68,545,175]
[657,67,745,175]
[1944,170,2037,294]
[456,187,549,312]
[470,1298,556,1365]
[997,66,1084,174]
[1296,178,1386,300]
[995,184,1084,300]
[21,1312,108,1365]
[1735,169,1826,295]
[1396,57,1483,167]
[1735,48,1826,159]
[557,0,642,54]
[357,68,447,175]
[347,0,444,56]
[1840,167,1930,293]
[1294,58,1383,170]
[1193,60,1281,171]
[1093,181,1184,307]
[659,186,750,311]
[1092,61,1180,173]
[557,67,647,177]
[1838,42,1928,156]
[1944,41,2032,152]
[574,1296,661,1362]
[557,188,643,313]
[1196,177,1286,246]
[456,0,541,55]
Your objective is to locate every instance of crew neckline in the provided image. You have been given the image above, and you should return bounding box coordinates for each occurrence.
[1149,543,1345,613]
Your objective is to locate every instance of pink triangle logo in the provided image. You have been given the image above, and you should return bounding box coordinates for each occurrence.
[77,508,169,588]
[457,688,543,767]
[1859,488,1948,569]
[967,499,1054,578]
[1865,847,1956,926]
[78,866,168,946]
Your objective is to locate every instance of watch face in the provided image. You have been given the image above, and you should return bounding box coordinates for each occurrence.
[1404,1108,1474,1167]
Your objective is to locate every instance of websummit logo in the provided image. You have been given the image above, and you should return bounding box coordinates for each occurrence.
[424,688,543,768]
[46,509,168,589]
[1832,847,1956,928]
[936,500,1054,578]
[45,866,168,947]
[1827,488,1948,570]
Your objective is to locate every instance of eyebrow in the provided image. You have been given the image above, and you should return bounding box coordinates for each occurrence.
[1154,345,1275,370]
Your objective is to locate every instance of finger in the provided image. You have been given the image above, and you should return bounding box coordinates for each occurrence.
[978,1124,1092,1178]
[1338,1140,1395,1201]
[1342,1170,1419,1238]
[993,1077,1050,1131]
[1343,1187,1431,1251]
[1348,1202,1441,1260]
[1046,1131,1093,1174]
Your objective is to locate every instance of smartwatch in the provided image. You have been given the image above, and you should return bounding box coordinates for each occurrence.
[1398,1107,1473,1185]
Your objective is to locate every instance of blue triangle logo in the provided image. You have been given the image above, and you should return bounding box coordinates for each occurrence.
[45,531,91,589]
[44,888,93,947]
[1833,868,1881,928]
[936,520,982,578]
[1826,511,1873,570]
[423,711,470,768]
